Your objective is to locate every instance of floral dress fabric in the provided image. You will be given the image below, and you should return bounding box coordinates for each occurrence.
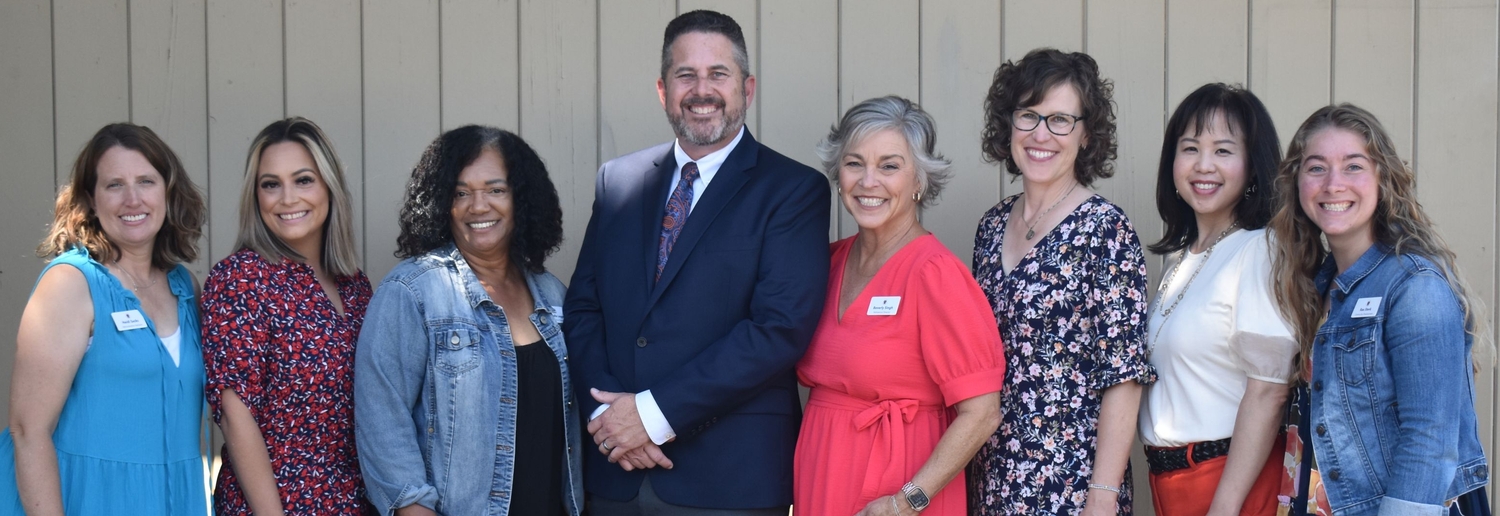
[967,194,1155,515]
[202,248,374,515]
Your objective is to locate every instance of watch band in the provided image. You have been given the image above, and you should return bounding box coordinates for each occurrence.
[901,482,930,512]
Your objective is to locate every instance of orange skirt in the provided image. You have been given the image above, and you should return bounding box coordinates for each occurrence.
[1148,436,1285,516]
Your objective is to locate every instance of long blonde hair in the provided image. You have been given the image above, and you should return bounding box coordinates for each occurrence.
[1269,104,1492,379]
[234,117,361,276]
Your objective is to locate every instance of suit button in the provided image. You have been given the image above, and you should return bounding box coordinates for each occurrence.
[1314,381,1323,391]
[1328,469,1340,481]
[1316,424,1326,436]
[637,337,648,348]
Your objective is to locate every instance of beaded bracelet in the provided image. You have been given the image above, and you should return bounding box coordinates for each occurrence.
[1088,483,1122,495]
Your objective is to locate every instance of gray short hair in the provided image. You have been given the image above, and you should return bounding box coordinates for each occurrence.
[815,96,951,208]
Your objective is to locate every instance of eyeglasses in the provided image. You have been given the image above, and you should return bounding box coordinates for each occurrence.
[1012,110,1083,136]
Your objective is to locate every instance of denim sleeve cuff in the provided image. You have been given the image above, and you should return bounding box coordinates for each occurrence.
[637,390,677,445]
[1377,496,1447,516]
[390,483,440,516]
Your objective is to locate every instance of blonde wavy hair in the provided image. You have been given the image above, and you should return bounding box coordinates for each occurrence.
[1269,104,1492,380]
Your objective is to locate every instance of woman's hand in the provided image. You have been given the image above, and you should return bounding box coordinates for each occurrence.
[853,495,905,516]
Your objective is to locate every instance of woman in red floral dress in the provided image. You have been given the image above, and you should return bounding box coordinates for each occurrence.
[202,117,373,515]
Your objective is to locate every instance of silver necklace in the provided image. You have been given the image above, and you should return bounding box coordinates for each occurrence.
[1151,223,1239,344]
[114,262,159,293]
[1023,182,1079,240]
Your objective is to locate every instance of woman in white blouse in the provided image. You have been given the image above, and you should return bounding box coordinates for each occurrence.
[1137,83,1297,516]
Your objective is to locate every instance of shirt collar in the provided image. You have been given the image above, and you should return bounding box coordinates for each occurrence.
[442,242,546,314]
[671,125,746,180]
[1316,243,1391,296]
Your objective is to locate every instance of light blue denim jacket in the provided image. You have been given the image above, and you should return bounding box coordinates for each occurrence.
[1310,244,1488,516]
[354,243,583,516]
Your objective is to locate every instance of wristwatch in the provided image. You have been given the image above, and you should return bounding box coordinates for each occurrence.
[901,482,930,512]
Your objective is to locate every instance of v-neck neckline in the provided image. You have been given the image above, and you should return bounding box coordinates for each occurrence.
[997,193,1097,277]
[833,234,930,324]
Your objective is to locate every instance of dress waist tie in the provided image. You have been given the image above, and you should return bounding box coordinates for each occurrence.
[809,388,937,500]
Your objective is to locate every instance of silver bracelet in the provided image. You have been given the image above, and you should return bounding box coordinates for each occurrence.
[1088,483,1122,495]
[890,494,902,514]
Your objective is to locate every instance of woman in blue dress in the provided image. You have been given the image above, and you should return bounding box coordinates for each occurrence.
[0,123,210,515]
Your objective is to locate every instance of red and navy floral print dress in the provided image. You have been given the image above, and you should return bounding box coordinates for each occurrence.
[202,248,374,515]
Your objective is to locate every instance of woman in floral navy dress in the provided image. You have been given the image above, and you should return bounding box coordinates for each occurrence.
[202,117,373,515]
[967,49,1154,516]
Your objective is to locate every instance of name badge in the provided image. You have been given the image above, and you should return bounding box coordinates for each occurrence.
[1351,297,1381,318]
[111,310,148,331]
[867,296,901,316]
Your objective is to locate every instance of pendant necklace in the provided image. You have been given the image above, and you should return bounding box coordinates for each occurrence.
[1024,182,1079,240]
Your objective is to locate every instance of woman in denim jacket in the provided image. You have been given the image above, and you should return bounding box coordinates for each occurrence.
[354,125,582,516]
[1269,104,1490,516]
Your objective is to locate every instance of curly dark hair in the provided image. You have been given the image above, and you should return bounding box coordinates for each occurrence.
[1150,83,1281,254]
[981,48,1118,186]
[395,125,563,273]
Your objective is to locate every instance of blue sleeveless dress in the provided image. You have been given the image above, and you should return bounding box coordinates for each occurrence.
[0,248,210,515]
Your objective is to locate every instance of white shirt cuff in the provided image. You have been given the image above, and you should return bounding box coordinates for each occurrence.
[589,404,608,421]
[636,390,677,445]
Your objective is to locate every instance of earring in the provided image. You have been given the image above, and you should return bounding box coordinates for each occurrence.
[913,190,923,202]
[1244,183,1256,199]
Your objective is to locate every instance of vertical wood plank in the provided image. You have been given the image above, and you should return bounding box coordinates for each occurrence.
[519,0,597,282]
[206,0,283,264]
[1332,0,1415,157]
[0,0,56,422]
[362,0,441,281]
[1087,3,1167,511]
[1166,0,1249,107]
[131,0,210,276]
[440,0,520,131]
[1250,0,1332,144]
[598,0,675,162]
[286,0,365,268]
[920,0,1001,263]
[1003,0,1084,59]
[760,0,839,240]
[1416,0,1499,486]
[679,0,760,134]
[839,0,919,239]
[54,0,130,173]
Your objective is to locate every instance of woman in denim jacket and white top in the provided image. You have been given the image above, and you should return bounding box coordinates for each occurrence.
[354,125,582,516]
[1269,104,1490,516]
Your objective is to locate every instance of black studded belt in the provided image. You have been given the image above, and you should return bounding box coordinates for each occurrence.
[1145,437,1233,475]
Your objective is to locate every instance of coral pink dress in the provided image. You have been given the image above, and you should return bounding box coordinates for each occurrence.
[794,235,1005,516]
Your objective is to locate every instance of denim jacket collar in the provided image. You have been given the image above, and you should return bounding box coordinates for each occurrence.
[1316,243,1391,297]
[444,243,551,316]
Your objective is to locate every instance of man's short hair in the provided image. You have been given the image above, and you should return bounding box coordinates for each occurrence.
[660,10,751,81]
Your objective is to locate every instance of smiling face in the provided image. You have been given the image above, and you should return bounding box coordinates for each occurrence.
[92,146,168,252]
[1298,127,1379,256]
[256,141,331,257]
[838,129,921,234]
[1172,111,1248,227]
[450,148,514,261]
[657,31,756,158]
[1010,82,1087,187]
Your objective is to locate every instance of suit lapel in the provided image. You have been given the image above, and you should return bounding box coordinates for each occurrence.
[642,148,677,293]
[647,131,761,307]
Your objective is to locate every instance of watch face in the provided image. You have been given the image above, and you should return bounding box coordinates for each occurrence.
[905,488,930,510]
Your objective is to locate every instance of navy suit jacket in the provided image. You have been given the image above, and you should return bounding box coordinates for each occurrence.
[563,130,830,509]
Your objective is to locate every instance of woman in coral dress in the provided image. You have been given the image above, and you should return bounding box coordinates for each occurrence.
[794,96,1005,516]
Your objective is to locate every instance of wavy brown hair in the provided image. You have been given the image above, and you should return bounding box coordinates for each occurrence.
[1270,104,1491,379]
[981,47,1118,187]
[39,123,206,269]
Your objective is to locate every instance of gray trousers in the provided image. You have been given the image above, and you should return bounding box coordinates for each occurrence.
[586,478,789,516]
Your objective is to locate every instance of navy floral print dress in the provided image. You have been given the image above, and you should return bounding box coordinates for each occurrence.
[966,194,1154,515]
[202,248,374,515]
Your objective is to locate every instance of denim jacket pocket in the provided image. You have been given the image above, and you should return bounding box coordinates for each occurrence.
[434,326,483,375]
[1333,323,1378,386]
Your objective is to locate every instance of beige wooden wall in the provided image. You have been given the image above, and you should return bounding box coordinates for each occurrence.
[2,0,1497,510]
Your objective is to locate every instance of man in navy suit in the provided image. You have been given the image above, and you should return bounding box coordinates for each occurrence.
[563,9,830,515]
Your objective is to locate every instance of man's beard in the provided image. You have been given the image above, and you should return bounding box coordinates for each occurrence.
[669,94,747,147]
